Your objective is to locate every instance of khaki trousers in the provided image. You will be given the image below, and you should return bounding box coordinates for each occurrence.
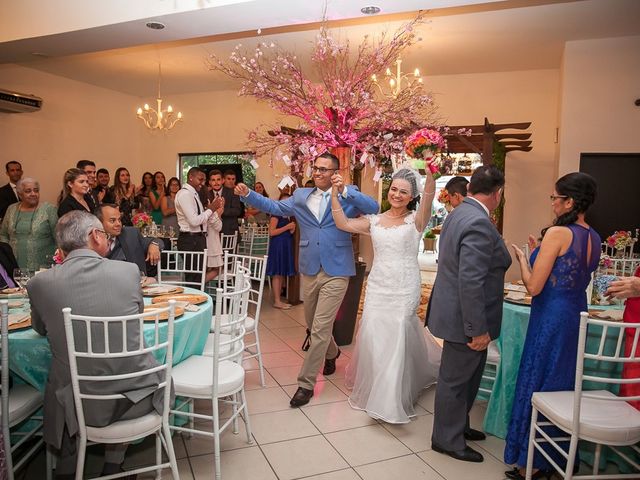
[297,270,349,390]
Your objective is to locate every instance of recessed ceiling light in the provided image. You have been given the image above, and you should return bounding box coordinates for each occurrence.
[361,6,381,15]
[31,52,49,57]
[146,21,165,30]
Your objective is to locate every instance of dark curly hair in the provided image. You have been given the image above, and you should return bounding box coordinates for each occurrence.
[541,172,597,238]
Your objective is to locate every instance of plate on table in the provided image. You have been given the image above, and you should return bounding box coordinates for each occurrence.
[142,285,184,297]
[588,309,624,321]
[1,287,24,298]
[151,293,208,305]
[8,313,31,331]
[143,303,185,321]
[504,291,532,305]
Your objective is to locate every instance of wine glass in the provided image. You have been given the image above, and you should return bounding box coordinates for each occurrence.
[12,268,29,290]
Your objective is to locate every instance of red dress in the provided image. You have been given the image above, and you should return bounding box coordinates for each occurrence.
[620,267,640,409]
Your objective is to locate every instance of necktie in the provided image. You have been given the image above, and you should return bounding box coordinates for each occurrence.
[195,194,205,233]
[318,190,330,220]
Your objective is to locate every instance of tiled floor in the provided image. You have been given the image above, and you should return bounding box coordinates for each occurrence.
[22,287,512,479]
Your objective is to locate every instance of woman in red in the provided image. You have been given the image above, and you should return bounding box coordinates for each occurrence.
[607,268,640,408]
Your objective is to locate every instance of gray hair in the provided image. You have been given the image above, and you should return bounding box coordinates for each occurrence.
[55,210,103,253]
[392,168,421,198]
[16,177,39,194]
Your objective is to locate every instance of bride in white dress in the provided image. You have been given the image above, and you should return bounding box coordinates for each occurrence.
[331,168,442,424]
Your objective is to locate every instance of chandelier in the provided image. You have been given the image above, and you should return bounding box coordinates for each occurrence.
[371,57,422,98]
[136,63,183,131]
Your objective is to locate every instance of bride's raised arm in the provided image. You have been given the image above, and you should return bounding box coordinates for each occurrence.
[330,176,371,235]
[414,170,436,233]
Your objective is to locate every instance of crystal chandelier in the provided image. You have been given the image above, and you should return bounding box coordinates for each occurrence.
[371,57,422,98]
[136,63,183,131]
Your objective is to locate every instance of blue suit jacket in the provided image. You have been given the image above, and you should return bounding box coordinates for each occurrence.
[242,187,378,276]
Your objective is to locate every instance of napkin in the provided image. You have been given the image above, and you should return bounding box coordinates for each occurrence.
[589,310,624,321]
[8,312,30,326]
[143,286,176,295]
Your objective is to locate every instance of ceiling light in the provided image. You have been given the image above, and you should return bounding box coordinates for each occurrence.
[361,6,381,15]
[146,21,165,30]
[136,63,183,131]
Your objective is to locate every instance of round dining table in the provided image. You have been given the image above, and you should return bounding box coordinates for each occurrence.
[7,286,212,392]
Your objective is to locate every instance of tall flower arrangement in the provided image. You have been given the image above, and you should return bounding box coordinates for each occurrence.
[208,14,441,172]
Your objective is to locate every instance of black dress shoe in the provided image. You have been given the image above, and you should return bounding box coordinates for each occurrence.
[464,428,486,441]
[504,467,552,480]
[323,349,341,375]
[290,387,314,407]
[432,443,484,463]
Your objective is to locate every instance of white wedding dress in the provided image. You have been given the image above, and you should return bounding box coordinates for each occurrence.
[345,212,442,424]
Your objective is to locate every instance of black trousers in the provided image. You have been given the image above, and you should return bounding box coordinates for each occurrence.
[176,233,206,285]
[431,340,487,452]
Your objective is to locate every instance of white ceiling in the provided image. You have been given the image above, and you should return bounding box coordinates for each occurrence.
[1,0,639,97]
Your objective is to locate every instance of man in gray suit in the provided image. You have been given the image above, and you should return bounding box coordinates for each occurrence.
[427,166,512,463]
[27,210,167,478]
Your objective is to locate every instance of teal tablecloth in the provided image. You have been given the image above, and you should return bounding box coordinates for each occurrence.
[7,287,212,391]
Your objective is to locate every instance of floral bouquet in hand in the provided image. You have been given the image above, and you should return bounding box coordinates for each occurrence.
[437,188,450,206]
[405,128,447,178]
[52,249,64,265]
[606,230,633,251]
[132,212,152,229]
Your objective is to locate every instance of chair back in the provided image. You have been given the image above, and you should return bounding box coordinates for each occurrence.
[1,300,11,470]
[159,249,207,290]
[221,252,268,324]
[210,268,251,392]
[597,257,640,278]
[571,312,640,428]
[221,233,238,254]
[62,301,176,438]
[250,232,270,256]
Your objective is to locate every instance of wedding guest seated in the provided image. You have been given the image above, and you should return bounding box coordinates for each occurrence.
[444,176,469,208]
[96,203,163,277]
[27,210,169,479]
[0,177,57,271]
[245,181,270,224]
[57,168,92,217]
[0,241,18,289]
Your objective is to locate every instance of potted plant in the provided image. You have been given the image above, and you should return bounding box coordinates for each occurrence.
[423,229,437,253]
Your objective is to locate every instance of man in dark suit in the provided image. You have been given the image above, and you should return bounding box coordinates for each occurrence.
[221,169,243,235]
[27,210,168,478]
[0,160,23,220]
[427,165,512,463]
[96,203,163,277]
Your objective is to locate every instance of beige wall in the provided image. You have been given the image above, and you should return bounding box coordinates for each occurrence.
[558,35,640,175]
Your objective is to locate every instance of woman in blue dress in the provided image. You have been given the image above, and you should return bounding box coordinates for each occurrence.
[266,192,296,309]
[504,172,600,480]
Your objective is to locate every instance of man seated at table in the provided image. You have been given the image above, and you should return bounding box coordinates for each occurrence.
[95,203,163,278]
[27,210,169,479]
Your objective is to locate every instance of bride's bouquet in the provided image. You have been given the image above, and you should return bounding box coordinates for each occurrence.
[404,128,448,178]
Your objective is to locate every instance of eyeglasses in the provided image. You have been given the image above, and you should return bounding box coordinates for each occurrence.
[549,194,568,201]
[93,229,113,241]
[311,166,336,174]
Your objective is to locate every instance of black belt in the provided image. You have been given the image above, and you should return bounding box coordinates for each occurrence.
[179,231,206,236]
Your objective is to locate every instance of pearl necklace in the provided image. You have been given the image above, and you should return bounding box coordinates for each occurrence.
[384,210,410,219]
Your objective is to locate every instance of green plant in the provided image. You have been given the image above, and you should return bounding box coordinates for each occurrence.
[423,229,436,239]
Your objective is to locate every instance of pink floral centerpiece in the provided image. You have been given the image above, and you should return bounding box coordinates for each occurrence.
[606,230,633,251]
[132,212,152,229]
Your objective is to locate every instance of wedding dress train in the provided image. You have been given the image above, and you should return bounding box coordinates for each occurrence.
[345,212,441,424]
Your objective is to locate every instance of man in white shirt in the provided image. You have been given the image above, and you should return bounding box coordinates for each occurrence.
[175,167,215,285]
[0,160,22,220]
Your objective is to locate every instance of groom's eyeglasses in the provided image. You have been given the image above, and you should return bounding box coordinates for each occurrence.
[311,166,336,174]
[549,194,568,201]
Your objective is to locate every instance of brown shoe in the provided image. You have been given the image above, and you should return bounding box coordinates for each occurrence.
[290,387,314,407]
[323,349,341,376]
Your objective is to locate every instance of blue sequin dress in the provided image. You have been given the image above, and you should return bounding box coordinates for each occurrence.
[504,223,600,470]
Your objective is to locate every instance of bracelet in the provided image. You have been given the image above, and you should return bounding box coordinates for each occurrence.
[331,208,343,212]
[424,190,436,196]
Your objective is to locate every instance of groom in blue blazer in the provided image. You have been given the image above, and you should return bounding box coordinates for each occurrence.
[235,153,378,406]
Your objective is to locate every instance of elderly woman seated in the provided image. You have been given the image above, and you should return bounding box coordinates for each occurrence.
[0,177,58,271]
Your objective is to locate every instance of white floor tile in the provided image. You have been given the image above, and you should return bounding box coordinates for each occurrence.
[382,414,435,453]
[261,435,349,480]
[302,400,378,433]
[261,350,304,368]
[261,314,303,330]
[137,458,192,479]
[355,454,443,480]
[244,368,278,390]
[325,424,411,466]
[417,386,436,413]
[418,447,508,480]
[270,325,308,340]
[250,408,320,444]
[245,385,292,414]
[301,468,362,480]
[190,446,277,480]
[266,364,304,386]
